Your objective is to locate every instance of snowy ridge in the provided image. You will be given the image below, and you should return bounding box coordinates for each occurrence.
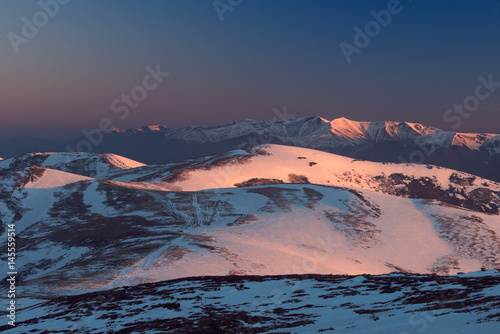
[24,168,92,189]
[124,144,500,215]
[328,117,440,142]
[108,116,499,151]
[110,124,169,135]
[9,144,499,214]
[452,133,500,151]
[4,272,499,333]
[1,151,146,179]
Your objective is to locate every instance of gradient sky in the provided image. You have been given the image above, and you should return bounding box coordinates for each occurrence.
[1,0,499,138]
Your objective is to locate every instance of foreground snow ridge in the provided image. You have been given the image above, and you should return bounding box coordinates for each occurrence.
[5,272,499,333]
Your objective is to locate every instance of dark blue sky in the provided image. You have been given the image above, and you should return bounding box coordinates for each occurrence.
[1,0,499,137]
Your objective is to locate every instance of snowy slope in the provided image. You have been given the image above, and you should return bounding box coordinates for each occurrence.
[124,144,500,215]
[24,168,92,189]
[2,179,499,299]
[156,144,497,190]
[1,145,500,297]
[0,151,145,179]
[1,144,499,332]
[98,185,500,289]
[4,272,499,333]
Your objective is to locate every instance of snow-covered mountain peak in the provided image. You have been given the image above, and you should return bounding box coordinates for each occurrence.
[1,151,146,178]
[111,124,169,135]
[101,116,489,149]
[403,121,440,135]
[317,116,330,123]
[328,117,441,141]
[452,133,498,150]
[329,117,370,138]
[53,116,500,180]
[23,167,93,189]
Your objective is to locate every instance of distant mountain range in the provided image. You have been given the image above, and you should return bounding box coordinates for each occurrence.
[82,117,500,167]
[4,116,498,181]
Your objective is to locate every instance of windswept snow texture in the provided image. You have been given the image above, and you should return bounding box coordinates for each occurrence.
[3,272,499,333]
